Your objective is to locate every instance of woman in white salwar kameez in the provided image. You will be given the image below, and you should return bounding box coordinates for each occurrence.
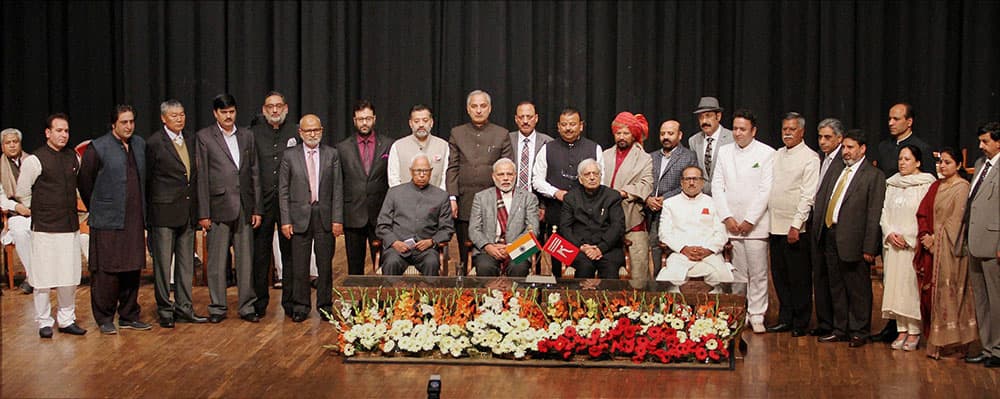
[880,145,935,351]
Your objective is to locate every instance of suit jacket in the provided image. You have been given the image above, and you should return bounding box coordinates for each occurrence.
[447,122,514,220]
[195,124,261,223]
[278,144,343,233]
[602,144,653,230]
[811,158,886,262]
[965,156,1000,258]
[646,145,698,234]
[146,128,198,227]
[336,133,391,228]
[688,127,734,195]
[468,187,539,255]
[509,131,553,182]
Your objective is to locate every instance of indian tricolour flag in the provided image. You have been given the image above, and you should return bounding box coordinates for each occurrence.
[506,232,540,264]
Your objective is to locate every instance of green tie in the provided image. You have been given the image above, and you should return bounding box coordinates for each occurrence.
[824,166,852,228]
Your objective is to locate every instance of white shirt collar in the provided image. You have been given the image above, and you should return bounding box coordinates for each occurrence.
[217,122,236,136]
[164,125,182,141]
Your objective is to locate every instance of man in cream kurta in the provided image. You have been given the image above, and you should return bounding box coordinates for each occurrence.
[387,105,448,191]
[658,166,730,289]
[603,112,653,288]
[712,109,775,333]
[767,113,820,336]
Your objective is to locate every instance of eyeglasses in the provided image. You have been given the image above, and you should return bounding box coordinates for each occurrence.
[264,103,286,111]
[300,128,323,134]
[411,168,432,174]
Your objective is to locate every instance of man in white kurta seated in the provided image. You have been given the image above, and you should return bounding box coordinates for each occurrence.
[657,166,731,290]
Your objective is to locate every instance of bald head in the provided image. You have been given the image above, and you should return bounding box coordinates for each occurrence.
[298,114,323,148]
[659,120,683,151]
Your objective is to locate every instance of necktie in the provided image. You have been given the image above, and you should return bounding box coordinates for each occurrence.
[496,188,510,274]
[824,166,852,228]
[519,138,531,192]
[704,137,714,177]
[173,137,191,180]
[362,138,372,175]
[308,149,318,203]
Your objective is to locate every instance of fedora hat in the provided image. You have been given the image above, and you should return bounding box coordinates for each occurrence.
[692,97,724,114]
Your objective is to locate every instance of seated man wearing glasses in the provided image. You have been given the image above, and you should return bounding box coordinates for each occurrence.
[657,166,730,291]
[559,159,625,279]
[376,154,454,276]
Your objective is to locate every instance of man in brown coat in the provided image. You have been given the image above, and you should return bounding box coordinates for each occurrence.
[447,90,513,274]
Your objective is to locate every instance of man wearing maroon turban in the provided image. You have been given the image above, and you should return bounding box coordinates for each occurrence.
[602,112,653,288]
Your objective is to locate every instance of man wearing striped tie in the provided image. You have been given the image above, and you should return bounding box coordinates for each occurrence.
[468,158,539,277]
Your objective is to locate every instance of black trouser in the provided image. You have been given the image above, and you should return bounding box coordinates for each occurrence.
[382,247,440,276]
[455,219,469,275]
[287,205,334,315]
[91,269,141,325]
[344,224,377,275]
[770,233,813,330]
[253,195,291,315]
[571,248,624,279]
[822,226,872,338]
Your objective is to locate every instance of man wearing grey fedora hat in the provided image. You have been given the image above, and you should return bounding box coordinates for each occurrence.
[688,97,734,195]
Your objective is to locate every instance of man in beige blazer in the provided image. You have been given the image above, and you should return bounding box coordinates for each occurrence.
[602,112,653,288]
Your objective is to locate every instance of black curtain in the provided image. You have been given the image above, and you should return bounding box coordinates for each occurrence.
[2,0,998,159]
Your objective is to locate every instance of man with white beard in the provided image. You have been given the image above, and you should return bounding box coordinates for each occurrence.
[387,104,450,191]
[250,91,297,317]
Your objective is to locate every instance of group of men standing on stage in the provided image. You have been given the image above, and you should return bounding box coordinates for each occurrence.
[6,90,998,368]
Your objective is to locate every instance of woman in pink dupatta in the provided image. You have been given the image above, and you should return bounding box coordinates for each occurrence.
[917,148,978,359]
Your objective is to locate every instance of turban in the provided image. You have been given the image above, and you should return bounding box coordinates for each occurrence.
[612,112,648,145]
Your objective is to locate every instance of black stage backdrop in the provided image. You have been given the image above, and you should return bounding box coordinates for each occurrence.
[2,1,998,158]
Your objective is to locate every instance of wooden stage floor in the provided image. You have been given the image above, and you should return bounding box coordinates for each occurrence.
[2,242,999,398]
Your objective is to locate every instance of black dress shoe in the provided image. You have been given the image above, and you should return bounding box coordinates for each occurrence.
[985,356,1000,368]
[208,314,226,324]
[766,323,792,333]
[966,353,989,363]
[291,312,308,323]
[818,333,847,343]
[176,313,209,324]
[319,312,331,322]
[791,329,807,337]
[240,313,261,323]
[848,336,868,348]
[871,321,898,343]
[159,319,175,328]
[39,326,53,338]
[58,323,88,335]
[809,328,832,337]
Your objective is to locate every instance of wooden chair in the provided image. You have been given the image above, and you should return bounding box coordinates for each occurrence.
[3,213,18,290]
[370,239,449,276]
[463,240,538,277]
[961,148,978,175]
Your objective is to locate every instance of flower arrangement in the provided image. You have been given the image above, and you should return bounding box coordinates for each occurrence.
[327,287,741,365]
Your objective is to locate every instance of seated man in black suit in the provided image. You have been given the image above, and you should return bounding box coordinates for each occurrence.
[560,158,625,278]
[376,154,454,275]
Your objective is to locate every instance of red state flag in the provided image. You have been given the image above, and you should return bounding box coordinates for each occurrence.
[543,233,580,265]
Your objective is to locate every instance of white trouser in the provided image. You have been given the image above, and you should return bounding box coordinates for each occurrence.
[895,315,922,335]
[79,233,90,261]
[731,239,769,321]
[273,233,318,278]
[3,215,33,277]
[33,285,77,328]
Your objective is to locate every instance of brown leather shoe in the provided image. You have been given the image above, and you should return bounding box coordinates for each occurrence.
[848,336,868,348]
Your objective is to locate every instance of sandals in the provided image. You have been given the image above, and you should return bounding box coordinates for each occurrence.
[902,334,920,351]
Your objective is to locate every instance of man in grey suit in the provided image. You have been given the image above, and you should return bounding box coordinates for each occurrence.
[811,129,885,348]
[377,154,454,276]
[963,122,1000,367]
[688,97,734,195]
[447,90,514,274]
[336,100,391,275]
[195,93,263,323]
[646,120,698,276]
[278,114,342,322]
[509,101,554,197]
[468,158,539,277]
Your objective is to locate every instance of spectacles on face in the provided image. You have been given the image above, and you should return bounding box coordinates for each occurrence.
[301,128,323,134]
[411,168,432,174]
[354,116,375,123]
